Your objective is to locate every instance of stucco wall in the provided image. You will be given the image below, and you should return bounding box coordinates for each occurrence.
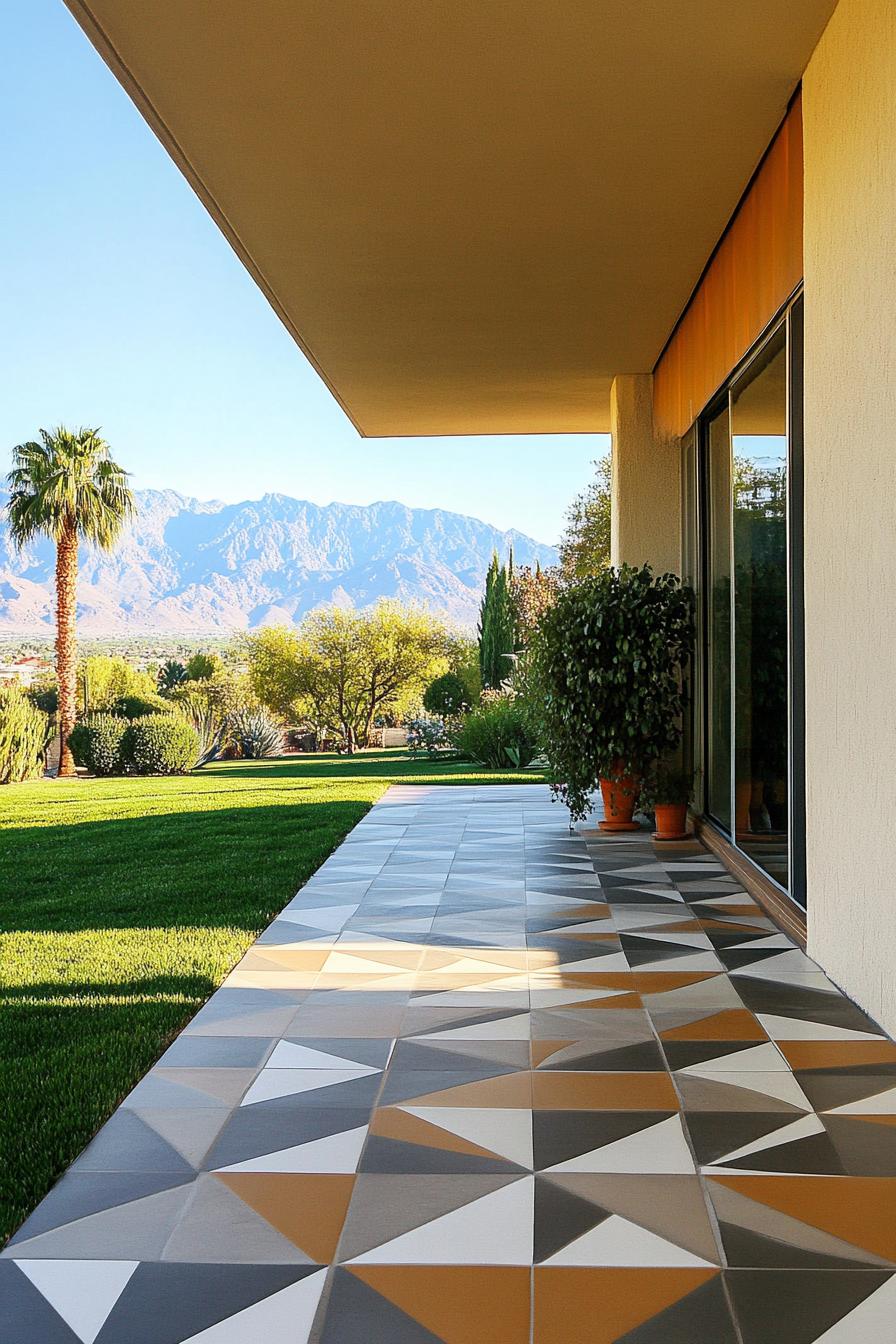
[610,374,682,576]
[803,0,896,1030]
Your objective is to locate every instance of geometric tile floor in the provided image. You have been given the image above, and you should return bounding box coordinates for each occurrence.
[4,783,896,1342]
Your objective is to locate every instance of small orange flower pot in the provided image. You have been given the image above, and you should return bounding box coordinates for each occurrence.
[599,769,640,832]
[653,802,690,841]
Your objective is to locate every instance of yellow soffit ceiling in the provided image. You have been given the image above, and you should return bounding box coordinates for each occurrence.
[65,1,835,437]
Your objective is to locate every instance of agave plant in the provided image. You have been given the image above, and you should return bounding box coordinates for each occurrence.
[228,707,284,759]
[170,687,228,767]
[186,704,228,767]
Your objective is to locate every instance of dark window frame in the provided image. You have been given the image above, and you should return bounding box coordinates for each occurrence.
[693,290,806,910]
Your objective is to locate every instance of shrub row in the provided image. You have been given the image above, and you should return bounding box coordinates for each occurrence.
[68,712,199,776]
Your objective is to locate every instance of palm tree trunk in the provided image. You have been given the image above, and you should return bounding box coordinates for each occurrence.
[55,519,78,778]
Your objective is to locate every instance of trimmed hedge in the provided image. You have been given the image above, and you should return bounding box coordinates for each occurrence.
[125,715,199,776]
[68,714,129,776]
[110,693,171,720]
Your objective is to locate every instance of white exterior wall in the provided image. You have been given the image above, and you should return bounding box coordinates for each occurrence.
[803,0,896,1030]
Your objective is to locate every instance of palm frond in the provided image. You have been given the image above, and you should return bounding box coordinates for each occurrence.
[5,425,135,551]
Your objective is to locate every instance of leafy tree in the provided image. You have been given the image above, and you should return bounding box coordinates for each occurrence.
[80,655,157,711]
[423,671,469,717]
[5,426,134,776]
[242,627,306,721]
[158,659,188,692]
[245,604,449,752]
[478,551,516,689]
[559,454,612,579]
[185,651,223,681]
[510,562,561,643]
[445,632,481,705]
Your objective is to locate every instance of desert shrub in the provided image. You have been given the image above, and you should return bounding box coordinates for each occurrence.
[228,707,284,759]
[110,693,171,720]
[68,713,129,776]
[451,691,539,769]
[0,684,50,784]
[124,714,198,776]
[423,671,469,718]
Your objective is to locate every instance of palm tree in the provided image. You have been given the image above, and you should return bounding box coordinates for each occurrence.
[6,427,134,777]
[158,659,188,693]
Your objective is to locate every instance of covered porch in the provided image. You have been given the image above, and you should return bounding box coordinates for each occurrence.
[4,784,894,1341]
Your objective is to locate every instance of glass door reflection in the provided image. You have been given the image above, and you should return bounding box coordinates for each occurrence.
[705,405,732,832]
[730,325,789,888]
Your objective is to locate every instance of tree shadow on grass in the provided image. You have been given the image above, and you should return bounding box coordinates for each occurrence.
[0,795,371,1242]
[0,987,218,1245]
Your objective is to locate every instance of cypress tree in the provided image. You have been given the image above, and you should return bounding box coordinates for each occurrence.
[478,550,516,689]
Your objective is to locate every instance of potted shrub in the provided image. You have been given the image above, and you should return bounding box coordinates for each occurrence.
[532,564,695,826]
[643,761,695,841]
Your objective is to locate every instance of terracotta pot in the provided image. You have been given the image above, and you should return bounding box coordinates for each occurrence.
[653,801,690,841]
[599,768,640,832]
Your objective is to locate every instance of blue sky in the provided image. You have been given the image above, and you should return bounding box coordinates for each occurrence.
[0,1,607,544]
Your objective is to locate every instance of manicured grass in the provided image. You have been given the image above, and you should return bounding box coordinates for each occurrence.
[0,750,546,1243]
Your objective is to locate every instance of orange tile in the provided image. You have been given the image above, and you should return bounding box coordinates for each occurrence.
[708,1176,896,1262]
[661,1010,767,1041]
[532,1072,679,1111]
[589,992,644,1010]
[576,972,718,992]
[407,1073,533,1108]
[215,1173,354,1261]
[351,1267,531,1344]
[370,1108,507,1160]
[546,932,617,943]
[534,1268,718,1343]
[530,1041,575,1067]
[778,1041,896,1070]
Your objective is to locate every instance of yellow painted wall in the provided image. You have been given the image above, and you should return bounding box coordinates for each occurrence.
[610,374,682,576]
[803,0,896,1030]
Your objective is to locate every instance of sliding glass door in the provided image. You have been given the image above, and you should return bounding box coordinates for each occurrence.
[697,297,804,905]
[731,325,789,886]
[705,405,732,832]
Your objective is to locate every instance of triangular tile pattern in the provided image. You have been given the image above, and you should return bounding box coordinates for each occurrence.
[6,783,896,1343]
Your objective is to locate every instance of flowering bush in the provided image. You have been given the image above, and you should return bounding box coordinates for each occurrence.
[406,716,453,758]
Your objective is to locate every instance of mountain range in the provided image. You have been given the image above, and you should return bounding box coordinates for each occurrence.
[0,489,557,633]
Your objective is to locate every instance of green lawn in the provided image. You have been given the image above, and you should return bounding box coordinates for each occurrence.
[0,750,545,1244]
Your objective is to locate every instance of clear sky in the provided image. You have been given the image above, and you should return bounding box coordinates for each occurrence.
[0,1,608,544]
